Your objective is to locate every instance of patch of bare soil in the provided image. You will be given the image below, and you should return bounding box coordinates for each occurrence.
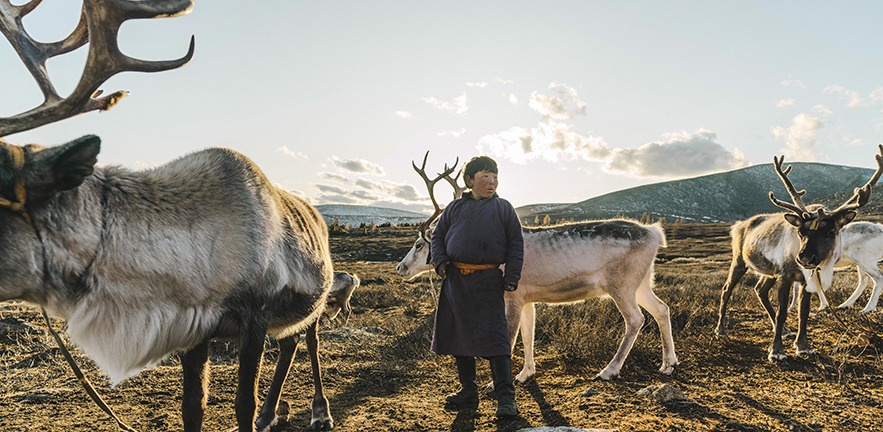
[1,224,882,431]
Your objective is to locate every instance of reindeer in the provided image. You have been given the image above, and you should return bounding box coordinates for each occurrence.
[715,146,883,361]
[1,2,334,431]
[396,153,678,382]
[788,221,883,314]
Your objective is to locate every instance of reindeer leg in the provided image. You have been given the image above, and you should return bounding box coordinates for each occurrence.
[306,320,333,431]
[255,335,299,432]
[794,284,814,355]
[753,276,780,333]
[636,278,678,375]
[862,267,883,313]
[768,277,791,361]
[596,295,644,380]
[236,320,268,432]
[716,258,747,337]
[838,266,867,309]
[788,282,800,313]
[182,341,211,432]
[514,302,535,384]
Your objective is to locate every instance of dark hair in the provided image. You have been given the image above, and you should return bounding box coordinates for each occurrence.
[463,156,498,180]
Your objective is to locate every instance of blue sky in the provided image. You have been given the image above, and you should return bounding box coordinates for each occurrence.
[3,1,883,213]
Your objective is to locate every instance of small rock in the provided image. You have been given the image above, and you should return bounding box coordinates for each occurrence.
[579,388,599,397]
[637,384,689,403]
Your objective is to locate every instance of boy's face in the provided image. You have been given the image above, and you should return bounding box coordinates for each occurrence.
[467,169,498,199]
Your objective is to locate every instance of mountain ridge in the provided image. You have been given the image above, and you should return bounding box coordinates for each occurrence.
[315,162,883,226]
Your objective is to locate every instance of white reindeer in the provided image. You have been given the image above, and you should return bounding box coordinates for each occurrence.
[789,221,883,313]
[0,3,335,431]
[396,153,678,382]
[716,148,883,361]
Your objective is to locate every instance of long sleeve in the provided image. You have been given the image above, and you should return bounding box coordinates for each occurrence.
[502,201,524,286]
[430,209,450,271]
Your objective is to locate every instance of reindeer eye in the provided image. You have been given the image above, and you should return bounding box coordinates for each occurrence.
[416,243,423,249]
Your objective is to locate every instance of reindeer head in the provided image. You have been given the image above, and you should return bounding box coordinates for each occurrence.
[0,136,100,301]
[396,151,461,280]
[768,145,883,269]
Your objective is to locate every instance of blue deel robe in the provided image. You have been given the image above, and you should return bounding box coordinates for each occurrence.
[430,193,524,358]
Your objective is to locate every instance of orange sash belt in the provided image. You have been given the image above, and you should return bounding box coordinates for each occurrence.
[450,262,500,276]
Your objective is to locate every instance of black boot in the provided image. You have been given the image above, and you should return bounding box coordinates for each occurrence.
[489,356,518,417]
[445,356,478,408]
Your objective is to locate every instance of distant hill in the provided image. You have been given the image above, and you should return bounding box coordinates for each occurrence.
[315,204,427,227]
[516,162,883,223]
[315,163,883,227]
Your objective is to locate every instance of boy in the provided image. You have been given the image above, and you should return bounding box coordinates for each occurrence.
[430,155,524,417]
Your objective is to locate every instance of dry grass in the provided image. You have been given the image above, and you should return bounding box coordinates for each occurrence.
[1,223,882,431]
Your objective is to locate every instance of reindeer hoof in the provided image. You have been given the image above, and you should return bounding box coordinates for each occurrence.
[311,419,333,431]
[795,347,815,356]
[767,352,788,362]
[714,326,727,338]
[659,364,676,375]
[594,369,618,381]
[514,371,535,384]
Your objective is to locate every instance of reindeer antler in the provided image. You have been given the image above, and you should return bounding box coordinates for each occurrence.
[0,0,195,137]
[442,168,466,200]
[413,151,458,234]
[831,143,883,214]
[768,155,810,216]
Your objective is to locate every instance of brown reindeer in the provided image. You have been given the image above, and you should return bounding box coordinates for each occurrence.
[715,146,883,361]
[1,2,334,431]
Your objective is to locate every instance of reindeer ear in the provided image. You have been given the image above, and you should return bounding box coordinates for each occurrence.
[834,210,857,228]
[27,135,101,202]
[783,213,803,227]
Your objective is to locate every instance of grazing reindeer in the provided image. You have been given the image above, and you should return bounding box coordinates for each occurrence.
[789,221,883,314]
[397,153,677,381]
[325,272,360,323]
[1,2,335,431]
[716,146,883,361]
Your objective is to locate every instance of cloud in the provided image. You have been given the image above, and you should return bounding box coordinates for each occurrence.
[354,178,421,201]
[508,94,519,105]
[395,110,413,118]
[604,129,748,178]
[315,184,349,195]
[438,128,466,138]
[824,85,864,108]
[528,82,587,120]
[812,105,832,116]
[478,121,611,164]
[423,93,468,115]
[772,113,823,161]
[494,77,514,85]
[776,99,795,108]
[466,81,487,88]
[319,172,349,183]
[782,77,806,89]
[276,145,308,159]
[329,156,385,175]
[870,87,883,105]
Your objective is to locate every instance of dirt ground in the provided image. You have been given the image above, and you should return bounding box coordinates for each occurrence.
[1,223,882,432]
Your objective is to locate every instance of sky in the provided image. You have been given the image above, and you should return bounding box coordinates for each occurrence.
[2,1,883,214]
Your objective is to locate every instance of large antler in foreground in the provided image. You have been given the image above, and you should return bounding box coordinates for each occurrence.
[0,0,195,137]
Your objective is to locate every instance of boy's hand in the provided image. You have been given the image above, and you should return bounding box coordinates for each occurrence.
[435,262,447,278]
